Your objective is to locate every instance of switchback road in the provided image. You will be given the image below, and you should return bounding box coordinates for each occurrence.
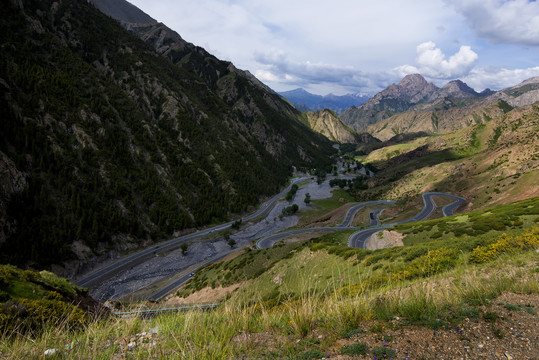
[347,192,466,248]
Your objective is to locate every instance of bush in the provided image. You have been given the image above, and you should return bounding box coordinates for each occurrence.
[372,345,396,358]
[393,247,458,281]
[299,350,324,360]
[469,227,539,264]
[341,343,368,356]
[0,298,87,334]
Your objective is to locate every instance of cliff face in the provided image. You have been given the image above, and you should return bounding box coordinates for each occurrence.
[305,109,360,143]
[0,0,334,271]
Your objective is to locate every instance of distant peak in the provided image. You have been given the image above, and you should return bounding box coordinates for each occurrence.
[516,76,539,87]
[446,79,465,86]
[399,73,427,87]
[282,88,312,95]
[444,79,473,90]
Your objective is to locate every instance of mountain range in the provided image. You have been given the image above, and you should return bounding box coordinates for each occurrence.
[340,74,497,131]
[279,88,370,113]
[363,76,539,141]
[0,0,334,272]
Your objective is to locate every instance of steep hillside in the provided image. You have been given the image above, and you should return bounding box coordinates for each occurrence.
[0,0,334,271]
[0,264,108,334]
[485,76,539,107]
[367,99,508,141]
[352,103,539,212]
[89,0,156,24]
[304,109,376,144]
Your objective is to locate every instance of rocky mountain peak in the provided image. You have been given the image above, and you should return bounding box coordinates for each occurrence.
[398,73,428,88]
[516,76,539,86]
[368,73,438,106]
[443,80,476,93]
[432,79,478,100]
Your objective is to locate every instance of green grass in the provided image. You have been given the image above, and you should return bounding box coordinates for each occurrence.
[298,189,355,224]
[2,194,539,359]
[1,225,538,359]
[393,197,539,246]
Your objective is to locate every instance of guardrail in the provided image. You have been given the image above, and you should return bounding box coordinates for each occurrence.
[115,303,220,318]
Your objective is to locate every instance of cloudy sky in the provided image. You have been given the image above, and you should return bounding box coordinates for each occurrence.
[129,0,539,95]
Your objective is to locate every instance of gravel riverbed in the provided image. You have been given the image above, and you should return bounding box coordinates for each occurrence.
[86,175,356,301]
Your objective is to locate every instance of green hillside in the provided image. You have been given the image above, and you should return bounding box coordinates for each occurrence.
[1,198,537,358]
[350,103,539,213]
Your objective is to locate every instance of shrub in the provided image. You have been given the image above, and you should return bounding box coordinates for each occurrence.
[299,350,324,360]
[469,227,539,264]
[371,345,396,358]
[392,247,458,281]
[341,327,365,339]
[0,298,87,334]
[341,343,368,356]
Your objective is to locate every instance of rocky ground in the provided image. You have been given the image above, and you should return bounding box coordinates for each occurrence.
[364,230,405,250]
[327,292,539,360]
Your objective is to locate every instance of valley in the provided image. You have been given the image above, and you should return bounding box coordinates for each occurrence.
[0,0,538,359]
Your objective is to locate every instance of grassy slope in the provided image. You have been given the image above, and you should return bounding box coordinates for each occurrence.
[350,103,539,216]
[2,202,537,358]
[0,265,108,337]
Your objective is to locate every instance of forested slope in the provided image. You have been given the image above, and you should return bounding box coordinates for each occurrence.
[0,0,334,269]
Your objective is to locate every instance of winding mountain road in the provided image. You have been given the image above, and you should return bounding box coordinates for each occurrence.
[77,173,465,301]
[347,192,466,248]
[75,178,307,288]
[258,192,465,250]
[339,200,395,227]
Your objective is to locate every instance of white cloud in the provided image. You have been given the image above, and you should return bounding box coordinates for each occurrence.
[128,0,538,94]
[255,51,359,83]
[462,66,539,91]
[450,0,539,46]
[396,41,478,79]
[253,50,399,94]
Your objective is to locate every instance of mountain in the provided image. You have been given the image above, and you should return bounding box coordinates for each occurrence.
[303,109,379,144]
[0,0,334,272]
[279,88,370,113]
[366,76,539,141]
[339,74,499,131]
[485,76,539,107]
[366,100,507,141]
[340,74,439,131]
[431,79,479,100]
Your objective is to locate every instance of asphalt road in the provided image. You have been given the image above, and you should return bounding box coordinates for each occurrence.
[339,200,395,227]
[347,192,466,248]
[83,179,464,300]
[149,191,465,299]
[145,252,232,301]
[369,208,386,226]
[75,177,308,288]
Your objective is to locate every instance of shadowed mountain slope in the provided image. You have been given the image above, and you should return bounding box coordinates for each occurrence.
[0,0,334,272]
